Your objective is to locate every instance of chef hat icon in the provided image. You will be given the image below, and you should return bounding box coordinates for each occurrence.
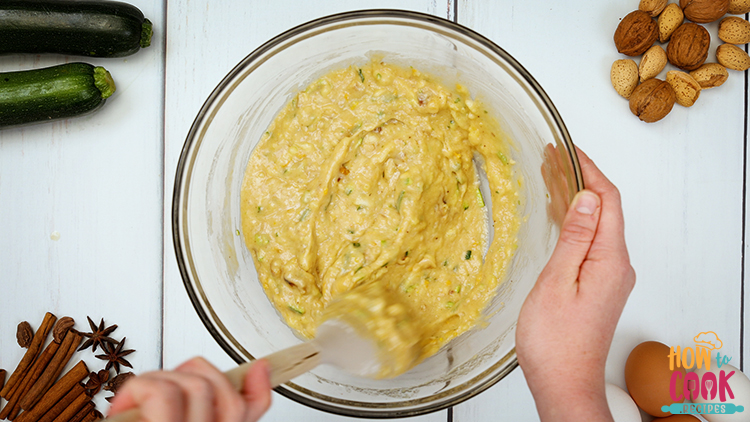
[694,332,723,350]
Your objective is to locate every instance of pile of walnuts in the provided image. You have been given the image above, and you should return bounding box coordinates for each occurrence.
[611,0,750,122]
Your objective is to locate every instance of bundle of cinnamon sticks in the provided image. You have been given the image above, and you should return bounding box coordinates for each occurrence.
[0,313,103,422]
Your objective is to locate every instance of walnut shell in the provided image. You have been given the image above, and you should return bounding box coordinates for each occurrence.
[629,78,676,122]
[667,23,710,70]
[680,0,730,23]
[640,0,669,16]
[615,10,659,56]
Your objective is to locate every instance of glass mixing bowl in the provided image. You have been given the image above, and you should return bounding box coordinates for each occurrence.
[172,9,583,418]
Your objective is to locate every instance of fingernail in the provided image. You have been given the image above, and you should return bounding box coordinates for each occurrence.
[574,191,598,215]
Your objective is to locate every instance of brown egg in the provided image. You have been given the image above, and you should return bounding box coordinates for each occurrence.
[653,415,701,421]
[624,341,686,417]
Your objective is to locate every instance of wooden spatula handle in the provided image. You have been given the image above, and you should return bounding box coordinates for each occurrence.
[251,341,321,388]
[224,341,321,389]
[102,342,322,422]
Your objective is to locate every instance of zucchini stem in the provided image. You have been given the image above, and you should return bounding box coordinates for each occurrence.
[93,67,116,99]
[140,19,153,48]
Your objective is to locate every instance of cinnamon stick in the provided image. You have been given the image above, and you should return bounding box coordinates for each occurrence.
[38,383,85,422]
[20,329,81,410]
[0,368,6,415]
[8,341,60,400]
[0,313,57,398]
[0,339,61,420]
[14,360,88,422]
[68,402,94,422]
[81,409,100,422]
[8,315,69,402]
[50,390,89,422]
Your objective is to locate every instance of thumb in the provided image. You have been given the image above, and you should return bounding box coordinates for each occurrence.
[543,190,601,284]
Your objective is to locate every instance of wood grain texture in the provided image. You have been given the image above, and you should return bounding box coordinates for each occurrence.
[0,0,746,421]
[0,0,165,413]
[456,1,747,421]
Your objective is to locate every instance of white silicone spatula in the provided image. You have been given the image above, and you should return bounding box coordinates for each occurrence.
[102,279,426,422]
[239,317,383,386]
[100,318,381,422]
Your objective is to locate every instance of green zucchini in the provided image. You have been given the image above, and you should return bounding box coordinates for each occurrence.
[0,0,153,58]
[0,63,115,127]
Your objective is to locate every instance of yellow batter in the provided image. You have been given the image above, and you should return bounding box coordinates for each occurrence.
[240,61,519,376]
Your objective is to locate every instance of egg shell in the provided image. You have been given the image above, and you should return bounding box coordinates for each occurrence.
[692,363,750,422]
[606,383,642,422]
[653,415,701,421]
[625,341,686,417]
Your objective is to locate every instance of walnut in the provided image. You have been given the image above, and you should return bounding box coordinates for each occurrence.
[16,321,33,348]
[614,10,659,56]
[680,0,730,23]
[53,316,75,344]
[667,23,710,70]
[629,79,676,122]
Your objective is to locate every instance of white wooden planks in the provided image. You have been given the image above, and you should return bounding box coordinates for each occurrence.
[0,0,166,410]
[456,2,747,421]
[0,1,745,421]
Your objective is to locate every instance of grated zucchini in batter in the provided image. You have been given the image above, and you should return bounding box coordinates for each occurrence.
[241,60,519,377]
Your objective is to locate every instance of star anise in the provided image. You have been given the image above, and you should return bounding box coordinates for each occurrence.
[83,369,110,397]
[95,337,134,374]
[104,372,135,395]
[78,317,118,352]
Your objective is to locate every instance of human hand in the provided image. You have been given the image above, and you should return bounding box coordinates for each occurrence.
[107,358,272,422]
[516,148,635,422]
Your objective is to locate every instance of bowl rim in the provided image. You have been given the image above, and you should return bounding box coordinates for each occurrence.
[172,8,582,418]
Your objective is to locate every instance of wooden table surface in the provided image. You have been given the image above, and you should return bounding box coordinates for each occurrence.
[1,1,748,421]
